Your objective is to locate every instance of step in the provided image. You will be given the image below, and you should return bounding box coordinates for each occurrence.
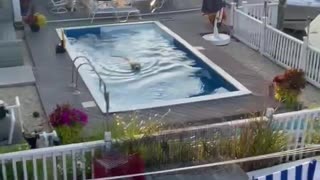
[0,66,36,87]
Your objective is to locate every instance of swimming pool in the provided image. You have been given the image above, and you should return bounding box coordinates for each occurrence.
[59,22,250,113]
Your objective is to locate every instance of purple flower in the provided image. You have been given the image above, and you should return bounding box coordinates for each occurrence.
[49,104,88,127]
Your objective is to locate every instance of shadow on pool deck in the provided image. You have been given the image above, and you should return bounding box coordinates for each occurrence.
[25,11,278,129]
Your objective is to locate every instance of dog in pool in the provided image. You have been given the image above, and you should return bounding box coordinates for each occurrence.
[129,62,141,72]
[113,56,141,72]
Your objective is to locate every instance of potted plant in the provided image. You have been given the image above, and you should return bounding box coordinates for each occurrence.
[49,104,88,144]
[24,6,47,32]
[273,69,306,109]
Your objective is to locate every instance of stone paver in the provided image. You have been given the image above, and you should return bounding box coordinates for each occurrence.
[0,66,35,87]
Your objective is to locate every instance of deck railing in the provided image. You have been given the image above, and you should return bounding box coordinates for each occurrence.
[263,25,303,69]
[231,4,320,89]
[1,108,320,179]
[233,9,262,50]
[241,2,278,28]
[305,45,320,87]
[0,140,107,180]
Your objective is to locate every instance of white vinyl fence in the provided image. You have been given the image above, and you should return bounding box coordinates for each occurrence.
[232,5,320,89]
[263,25,303,69]
[305,46,320,87]
[233,9,262,50]
[272,108,320,161]
[1,108,320,180]
[241,2,278,28]
[0,140,107,180]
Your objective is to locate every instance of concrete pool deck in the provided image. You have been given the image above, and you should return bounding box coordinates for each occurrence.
[24,11,282,129]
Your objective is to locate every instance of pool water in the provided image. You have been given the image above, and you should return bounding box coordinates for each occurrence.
[63,22,249,112]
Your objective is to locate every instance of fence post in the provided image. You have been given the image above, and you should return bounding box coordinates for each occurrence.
[242,1,248,13]
[229,2,236,27]
[263,0,268,17]
[259,16,267,54]
[266,108,275,121]
[299,36,308,71]
[270,4,279,27]
[12,0,23,29]
[104,132,112,151]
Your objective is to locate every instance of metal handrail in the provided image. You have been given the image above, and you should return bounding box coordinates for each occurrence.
[71,56,110,114]
[71,56,92,85]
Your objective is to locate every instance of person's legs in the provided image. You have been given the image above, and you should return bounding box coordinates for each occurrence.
[208,13,215,25]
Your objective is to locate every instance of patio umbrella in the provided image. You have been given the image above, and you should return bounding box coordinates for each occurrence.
[306,14,320,50]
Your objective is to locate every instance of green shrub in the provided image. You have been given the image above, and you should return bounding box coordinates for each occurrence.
[219,120,287,159]
[107,114,287,170]
[49,104,88,144]
[55,124,83,144]
[306,118,320,144]
[0,144,29,154]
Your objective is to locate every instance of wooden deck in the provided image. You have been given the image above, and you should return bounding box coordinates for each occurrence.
[25,12,277,130]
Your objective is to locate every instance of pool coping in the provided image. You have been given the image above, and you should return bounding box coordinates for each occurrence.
[56,21,251,113]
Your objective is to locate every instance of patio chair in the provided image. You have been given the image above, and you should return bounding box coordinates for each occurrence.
[89,0,141,23]
[48,0,68,14]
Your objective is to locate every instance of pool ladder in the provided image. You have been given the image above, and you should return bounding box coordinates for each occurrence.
[71,56,110,114]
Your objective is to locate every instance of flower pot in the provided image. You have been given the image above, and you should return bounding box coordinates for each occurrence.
[30,24,40,32]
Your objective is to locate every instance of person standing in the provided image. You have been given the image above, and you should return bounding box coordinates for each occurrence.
[201,0,226,26]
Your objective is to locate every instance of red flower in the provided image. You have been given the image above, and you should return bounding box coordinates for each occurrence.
[273,69,306,93]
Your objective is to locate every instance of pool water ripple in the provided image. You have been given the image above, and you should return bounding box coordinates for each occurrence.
[65,23,239,111]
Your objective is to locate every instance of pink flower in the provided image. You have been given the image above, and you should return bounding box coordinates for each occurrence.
[49,104,88,127]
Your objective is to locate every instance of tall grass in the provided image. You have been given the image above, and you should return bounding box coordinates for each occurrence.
[0,113,289,179]
[104,114,288,171]
[106,112,165,140]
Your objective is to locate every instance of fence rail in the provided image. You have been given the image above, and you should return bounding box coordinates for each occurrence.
[0,140,106,180]
[263,25,303,69]
[242,2,278,27]
[305,46,320,87]
[233,9,262,50]
[273,108,320,161]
